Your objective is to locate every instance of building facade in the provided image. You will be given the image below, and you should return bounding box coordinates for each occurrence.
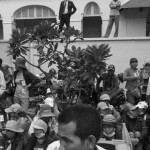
[0,0,149,40]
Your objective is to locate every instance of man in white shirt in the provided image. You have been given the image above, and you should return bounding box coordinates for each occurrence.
[47,105,105,150]
[59,0,77,32]
[104,0,121,37]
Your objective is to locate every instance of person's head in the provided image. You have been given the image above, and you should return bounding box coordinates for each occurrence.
[58,104,101,150]
[97,102,112,117]
[33,119,48,144]
[5,120,24,139]
[107,64,115,76]
[131,101,148,117]
[5,104,23,120]
[130,58,138,69]
[13,57,26,71]
[102,115,117,138]
[0,58,2,68]
[100,94,110,104]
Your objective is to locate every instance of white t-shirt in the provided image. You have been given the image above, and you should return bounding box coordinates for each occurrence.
[46,140,106,150]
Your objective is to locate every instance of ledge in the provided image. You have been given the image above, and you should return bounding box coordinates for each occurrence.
[82,37,150,42]
[1,37,150,43]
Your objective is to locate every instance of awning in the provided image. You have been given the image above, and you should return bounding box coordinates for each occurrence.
[121,0,150,9]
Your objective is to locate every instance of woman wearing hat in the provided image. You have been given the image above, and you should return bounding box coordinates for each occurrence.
[13,57,40,112]
[24,119,56,150]
[0,120,25,150]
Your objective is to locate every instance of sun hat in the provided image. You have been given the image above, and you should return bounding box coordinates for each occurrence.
[97,102,109,110]
[5,120,24,133]
[5,104,22,113]
[33,119,48,133]
[100,94,110,101]
[102,114,117,127]
[44,97,54,107]
[38,104,55,118]
[130,101,148,111]
[13,57,26,69]
[108,64,115,71]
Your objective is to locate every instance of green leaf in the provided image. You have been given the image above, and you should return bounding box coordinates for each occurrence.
[38,58,45,65]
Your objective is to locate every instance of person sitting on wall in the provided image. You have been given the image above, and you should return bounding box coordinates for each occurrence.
[59,0,77,32]
[96,64,122,104]
[103,0,121,38]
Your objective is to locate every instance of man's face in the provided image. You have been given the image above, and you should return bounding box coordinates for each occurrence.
[58,122,88,150]
[6,130,16,139]
[108,70,114,76]
[103,125,115,135]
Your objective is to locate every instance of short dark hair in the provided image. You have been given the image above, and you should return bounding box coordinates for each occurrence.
[0,58,2,67]
[130,58,138,64]
[58,104,101,142]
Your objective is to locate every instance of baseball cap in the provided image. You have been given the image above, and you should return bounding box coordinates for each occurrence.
[97,102,109,110]
[108,64,115,71]
[33,119,48,133]
[100,94,110,101]
[5,104,22,113]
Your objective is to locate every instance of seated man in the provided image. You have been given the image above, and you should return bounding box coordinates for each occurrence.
[46,104,105,150]
[97,64,122,102]
[123,103,148,150]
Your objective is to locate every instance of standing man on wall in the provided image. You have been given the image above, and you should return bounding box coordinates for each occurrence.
[103,0,121,38]
[59,0,77,32]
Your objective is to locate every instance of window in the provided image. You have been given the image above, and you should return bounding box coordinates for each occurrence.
[84,2,100,16]
[14,5,56,20]
[13,5,56,30]
[83,2,102,38]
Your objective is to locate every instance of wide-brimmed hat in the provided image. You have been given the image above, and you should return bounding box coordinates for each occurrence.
[13,57,26,69]
[5,104,22,113]
[38,104,55,118]
[130,101,148,111]
[100,94,110,101]
[44,97,54,107]
[33,119,48,133]
[5,120,24,133]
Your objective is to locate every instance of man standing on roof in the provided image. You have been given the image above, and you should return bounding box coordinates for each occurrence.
[59,0,77,32]
[103,0,121,38]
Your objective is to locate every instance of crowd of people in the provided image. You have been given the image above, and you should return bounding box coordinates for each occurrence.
[0,56,149,150]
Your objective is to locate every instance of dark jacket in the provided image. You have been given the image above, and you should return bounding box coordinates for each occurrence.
[0,134,24,150]
[123,114,148,142]
[97,73,119,93]
[13,69,40,96]
[23,134,56,150]
[59,0,77,20]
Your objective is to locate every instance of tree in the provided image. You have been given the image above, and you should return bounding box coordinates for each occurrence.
[7,20,112,109]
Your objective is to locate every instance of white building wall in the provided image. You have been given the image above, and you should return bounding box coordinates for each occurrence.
[0,0,136,40]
